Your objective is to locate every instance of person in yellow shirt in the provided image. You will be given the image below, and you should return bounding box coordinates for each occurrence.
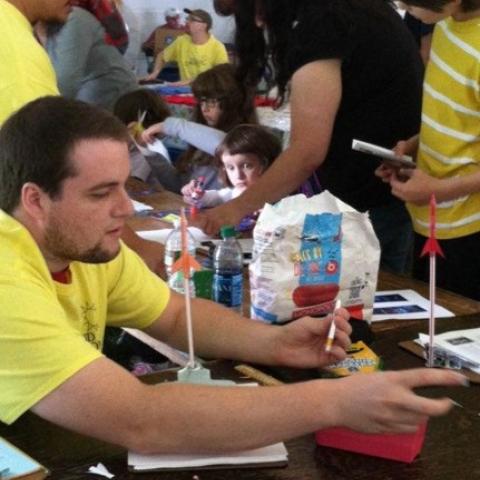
[0,0,70,125]
[0,96,466,456]
[141,8,228,85]
[378,0,480,301]
[0,0,170,276]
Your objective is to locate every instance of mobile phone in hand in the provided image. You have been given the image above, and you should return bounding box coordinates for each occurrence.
[352,139,416,169]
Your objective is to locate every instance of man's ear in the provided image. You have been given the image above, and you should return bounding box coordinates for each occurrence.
[20,182,51,223]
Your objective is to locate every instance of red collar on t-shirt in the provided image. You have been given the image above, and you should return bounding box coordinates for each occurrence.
[51,267,71,284]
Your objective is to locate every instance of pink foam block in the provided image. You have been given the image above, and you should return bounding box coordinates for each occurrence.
[315,422,427,463]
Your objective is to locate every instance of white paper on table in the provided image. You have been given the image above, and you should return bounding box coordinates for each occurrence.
[128,442,288,471]
[131,199,153,213]
[371,289,454,322]
[136,227,210,245]
[122,328,190,367]
[417,328,480,372]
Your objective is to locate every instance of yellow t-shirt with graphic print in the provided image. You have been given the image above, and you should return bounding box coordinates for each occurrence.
[408,17,480,239]
[0,211,170,424]
[162,33,228,81]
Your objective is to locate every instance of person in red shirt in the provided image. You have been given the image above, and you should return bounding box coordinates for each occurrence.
[72,0,129,53]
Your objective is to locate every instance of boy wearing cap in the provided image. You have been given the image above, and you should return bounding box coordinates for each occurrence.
[141,8,228,85]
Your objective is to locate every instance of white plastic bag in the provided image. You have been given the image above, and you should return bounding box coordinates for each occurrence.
[249,192,380,323]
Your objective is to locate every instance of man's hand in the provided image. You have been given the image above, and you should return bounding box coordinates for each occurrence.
[332,368,467,434]
[271,308,352,369]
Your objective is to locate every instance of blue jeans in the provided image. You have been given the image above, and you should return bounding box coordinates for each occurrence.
[368,201,413,274]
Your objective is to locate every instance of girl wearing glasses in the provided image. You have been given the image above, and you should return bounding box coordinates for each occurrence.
[142,63,257,190]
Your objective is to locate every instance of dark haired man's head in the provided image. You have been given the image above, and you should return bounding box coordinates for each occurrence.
[0,96,128,214]
[0,97,133,269]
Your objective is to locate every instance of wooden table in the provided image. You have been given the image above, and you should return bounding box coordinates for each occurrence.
[2,182,479,479]
[2,313,479,480]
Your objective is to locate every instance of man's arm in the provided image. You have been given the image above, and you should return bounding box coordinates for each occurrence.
[144,291,351,367]
[196,59,342,235]
[140,35,178,82]
[147,52,165,80]
[30,290,465,454]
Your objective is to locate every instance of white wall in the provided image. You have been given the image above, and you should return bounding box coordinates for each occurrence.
[121,0,235,73]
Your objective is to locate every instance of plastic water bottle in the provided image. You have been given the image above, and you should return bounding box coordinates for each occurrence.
[213,226,243,313]
[164,220,196,295]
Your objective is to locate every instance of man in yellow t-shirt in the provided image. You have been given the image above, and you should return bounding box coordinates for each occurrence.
[142,8,228,85]
[0,0,72,125]
[0,0,171,277]
[0,96,465,454]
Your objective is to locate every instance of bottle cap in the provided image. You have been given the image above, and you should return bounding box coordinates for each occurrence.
[220,225,236,239]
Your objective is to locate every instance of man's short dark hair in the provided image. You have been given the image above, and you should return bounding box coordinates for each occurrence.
[0,96,129,214]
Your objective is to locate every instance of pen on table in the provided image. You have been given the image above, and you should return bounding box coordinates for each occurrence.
[325,298,341,353]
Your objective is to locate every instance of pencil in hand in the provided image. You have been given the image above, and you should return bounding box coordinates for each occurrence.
[325,298,341,352]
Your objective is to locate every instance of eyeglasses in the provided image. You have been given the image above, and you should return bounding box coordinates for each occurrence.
[198,98,222,109]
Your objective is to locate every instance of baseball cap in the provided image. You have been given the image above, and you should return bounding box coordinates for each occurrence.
[184,8,212,30]
[164,7,181,18]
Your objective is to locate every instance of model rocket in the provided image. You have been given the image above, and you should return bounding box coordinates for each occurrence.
[420,194,444,367]
[174,209,236,385]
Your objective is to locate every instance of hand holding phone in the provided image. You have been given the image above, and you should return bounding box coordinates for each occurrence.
[352,139,416,169]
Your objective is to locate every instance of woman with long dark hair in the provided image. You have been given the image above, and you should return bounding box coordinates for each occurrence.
[199,0,424,274]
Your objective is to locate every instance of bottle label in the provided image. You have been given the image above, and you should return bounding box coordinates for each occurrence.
[213,272,243,307]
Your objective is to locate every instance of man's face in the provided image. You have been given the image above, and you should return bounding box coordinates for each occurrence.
[166,15,180,28]
[186,16,208,34]
[37,0,73,23]
[41,138,133,267]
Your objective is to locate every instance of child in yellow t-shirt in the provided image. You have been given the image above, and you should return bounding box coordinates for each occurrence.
[378,0,480,300]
